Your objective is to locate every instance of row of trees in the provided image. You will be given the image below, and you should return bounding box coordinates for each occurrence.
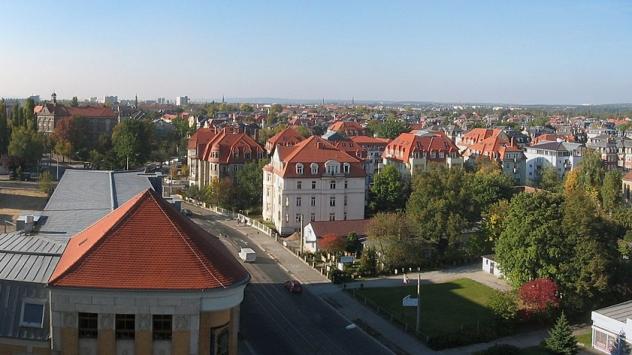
[495,150,632,313]
[0,98,46,171]
[365,162,515,271]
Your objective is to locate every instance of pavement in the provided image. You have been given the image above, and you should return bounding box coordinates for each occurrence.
[186,204,392,355]
[184,202,560,355]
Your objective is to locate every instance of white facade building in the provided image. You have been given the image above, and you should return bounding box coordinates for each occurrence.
[481,255,503,278]
[263,136,366,235]
[524,141,583,184]
[176,96,189,106]
[591,301,632,354]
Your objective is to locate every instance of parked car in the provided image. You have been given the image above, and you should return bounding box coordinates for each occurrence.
[284,280,303,294]
[239,248,257,262]
[181,208,192,217]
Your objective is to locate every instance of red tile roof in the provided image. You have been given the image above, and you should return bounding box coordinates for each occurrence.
[349,135,390,146]
[188,127,218,150]
[383,132,459,162]
[327,120,367,136]
[308,219,369,239]
[464,131,522,160]
[49,189,249,290]
[461,128,502,145]
[271,136,365,178]
[265,127,305,153]
[201,128,264,163]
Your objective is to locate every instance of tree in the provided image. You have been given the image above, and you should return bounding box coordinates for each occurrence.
[488,290,518,323]
[577,149,605,191]
[518,278,560,318]
[369,165,408,213]
[112,119,153,168]
[540,166,561,192]
[270,104,283,114]
[374,118,409,139]
[366,212,419,270]
[70,96,79,107]
[544,313,578,355]
[495,192,567,286]
[22,98,36,130]
[233,160,267,211]
[8,126,45,168]
[602,170,622,213]
[0,99,8,154]
[345,232,362,255]
[39,171,53,195]
[239,103,254,112]
[358,247,378,276]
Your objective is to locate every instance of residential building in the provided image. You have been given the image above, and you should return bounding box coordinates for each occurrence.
[101,96,118,105]
[194,128,265,186]
[591,300,632,354]
[176,95,189,106]
[586,135,619,170]
[187,127,219,186]
[349,136,390,177]
[35,93,117,139]
[524,141,584,184]
[327,120,367,137]
[461,128,526,184]
[262,136,366,235]
[264,127,305,155]
[303,219,369,253]
[382,131,463,179]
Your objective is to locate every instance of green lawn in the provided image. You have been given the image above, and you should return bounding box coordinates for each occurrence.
[576,330,592,348]
[352,278,497,337]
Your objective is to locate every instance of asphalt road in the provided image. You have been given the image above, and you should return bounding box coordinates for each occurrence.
[187,205,392,355]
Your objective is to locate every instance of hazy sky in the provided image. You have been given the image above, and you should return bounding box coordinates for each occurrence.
[1,0,631,104]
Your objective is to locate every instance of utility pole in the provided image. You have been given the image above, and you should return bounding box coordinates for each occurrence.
[416,273,421,333]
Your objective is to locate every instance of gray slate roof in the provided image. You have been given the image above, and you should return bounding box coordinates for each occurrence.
[594,300,632,323]
[0,280,50,341]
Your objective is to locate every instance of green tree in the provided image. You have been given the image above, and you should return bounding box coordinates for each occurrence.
[70,96,79,107]
[495,192,567,286]
[544,313,578,355]
[112,119,153,168]
[369,165,408,213]
[577,149,605,191]
[366,212,419,270]
[345,232,362,255]
[239,103,254,112]
[374,118,409,139]
[0,99,9,154]
[269,104,283,114]
[358,246,378,276]
[39,171,53,195]
[233,160,267,211]
[602,170,622,213]
[8,126,45,168]
[539,166,561,192]
[22,98,36,130]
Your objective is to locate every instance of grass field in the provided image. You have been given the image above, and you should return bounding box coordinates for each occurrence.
[576,330,592,348]
[352,278,497,337]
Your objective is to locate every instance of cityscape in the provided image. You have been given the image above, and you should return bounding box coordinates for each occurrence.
[1,1,632,355]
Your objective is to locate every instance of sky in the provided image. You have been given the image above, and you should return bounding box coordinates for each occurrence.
[0,0,631,105]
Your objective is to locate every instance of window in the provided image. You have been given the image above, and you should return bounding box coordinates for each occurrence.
[330,180,336,189]
[115,314,135,339]
[344,195,348,206]
[297,181,302,190]
[285,214,289,223]
[211,325,229,355]
[344,180,348,189]
[311,181,316,189]
[343,163,350,173]
[20,301,45,328]
[285,197,289,206]
[296,163,304,175]
[78,313,98,338]
[329,213,335,221]
[153,315,172,340]
[311,196,316,206]
[344,212,347,220]
[310,163,319,174]
[296,197,302,206]
[310,213,316,222]
[296,214,302,222]
[329,196,336,206]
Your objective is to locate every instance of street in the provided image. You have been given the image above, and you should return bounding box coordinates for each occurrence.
[187,204,392,355]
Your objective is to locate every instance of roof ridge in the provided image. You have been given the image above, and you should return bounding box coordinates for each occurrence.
[149,192,227,288]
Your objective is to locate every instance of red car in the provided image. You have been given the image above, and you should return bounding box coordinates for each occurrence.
[284,280,303,294]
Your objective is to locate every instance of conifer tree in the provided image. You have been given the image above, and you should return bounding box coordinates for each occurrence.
[544,313,578,355]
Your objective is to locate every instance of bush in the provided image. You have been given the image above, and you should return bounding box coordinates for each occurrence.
[330,270,351,284]
[425,325,513,350]
[473,344,521,355]
[488,290,518,323]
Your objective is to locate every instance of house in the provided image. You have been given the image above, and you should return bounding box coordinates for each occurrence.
[327,120,368,137]
[349,136,390,178]
[524,141,584,184]
[461,128,526,184]
[187,127,219,186]
[591,300,632,354]
[264,127,305,155]
[303,219,369,253]
[193,128,265,186]
[382,131,463,179]
[481,255,503,278]
[262,136,366,235]
[35,93,118,139]
[586,135,619,170]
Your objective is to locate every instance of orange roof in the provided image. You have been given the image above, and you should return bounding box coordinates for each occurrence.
[188,127,218,150]
[49,189,249,290]
[384,132,459,162]
[461,128,502,145]
[265,127,305,152]
[201,129,264,163]
[531,134,563,145]
[349,135,390,146]
[272,136,365,178]
[465,132,521,160]
[327,120,366,136]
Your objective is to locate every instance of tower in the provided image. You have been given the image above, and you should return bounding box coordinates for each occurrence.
[135,95,138,108]
[51,92,57,105]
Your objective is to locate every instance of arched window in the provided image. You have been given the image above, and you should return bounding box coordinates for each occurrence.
[296,163,304,175]
[310,163,319,174]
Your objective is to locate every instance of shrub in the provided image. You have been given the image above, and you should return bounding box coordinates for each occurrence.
[489,290,518,323]
[519,278,559,320]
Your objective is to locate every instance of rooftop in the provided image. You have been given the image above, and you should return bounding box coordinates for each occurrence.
[594,300,632,323]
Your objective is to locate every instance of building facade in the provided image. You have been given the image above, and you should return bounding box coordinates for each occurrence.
[524,141,584,184]
[262,136,366,235]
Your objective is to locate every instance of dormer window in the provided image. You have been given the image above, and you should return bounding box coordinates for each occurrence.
[310,163,319,174]
[296,163,304,175]
[343,163,350,174]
